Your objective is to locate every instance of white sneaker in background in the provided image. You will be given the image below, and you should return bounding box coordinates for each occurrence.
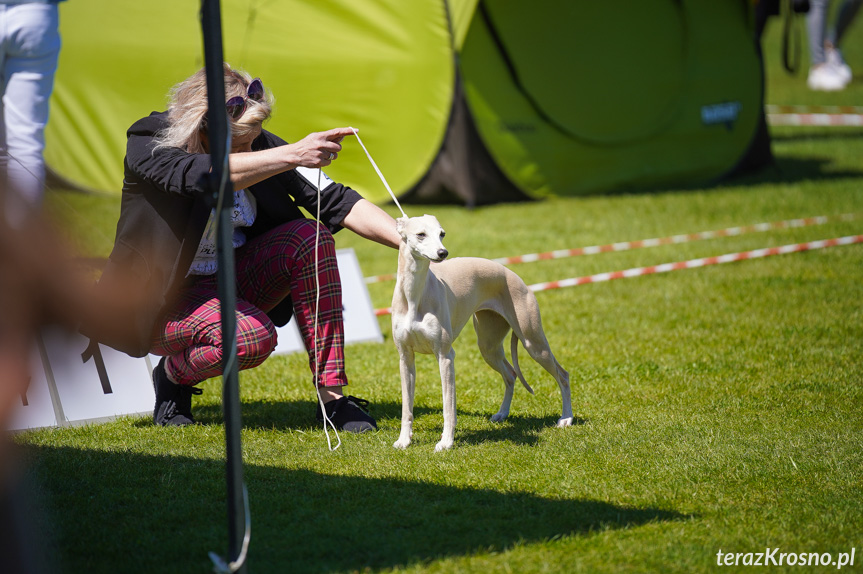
[807,63,849,91]
[826,46,853,84]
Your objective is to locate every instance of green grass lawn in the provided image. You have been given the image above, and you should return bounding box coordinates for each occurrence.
[14,14,863,574]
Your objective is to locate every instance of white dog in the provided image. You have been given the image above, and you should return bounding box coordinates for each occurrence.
[391,214,574,451]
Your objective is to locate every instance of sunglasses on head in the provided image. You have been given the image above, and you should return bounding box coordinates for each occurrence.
[225,78,264,121]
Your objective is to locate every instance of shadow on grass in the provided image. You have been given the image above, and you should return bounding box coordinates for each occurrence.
[22,444,685,574]
[456,413,588,447]
[769,130,863,143]
[749,155,863,184]
[185,399,586,447]
[184,399,435,432]
[562,153,863,200]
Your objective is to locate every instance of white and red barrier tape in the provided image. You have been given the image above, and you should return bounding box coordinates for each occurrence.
[526,235,863,292]
[766,105,863,114]
[373,235,863,316]
[365,213,858,284]
[765,104,863,127]
[767,113,863,126]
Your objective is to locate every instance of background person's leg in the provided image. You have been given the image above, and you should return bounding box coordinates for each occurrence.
[1,4,59,223]
[830,0,863,46]
[807,0,831,66]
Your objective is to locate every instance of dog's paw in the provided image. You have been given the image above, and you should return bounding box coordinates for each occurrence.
[490,412,508,423]
[434,439,453,452]
[556,416,574,428]
[393,438,412,449]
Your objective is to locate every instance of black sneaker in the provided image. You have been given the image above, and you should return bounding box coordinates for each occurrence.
[315,395,377,433]
[153,357,202,426]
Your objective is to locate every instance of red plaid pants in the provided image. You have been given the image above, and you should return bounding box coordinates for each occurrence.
[151,219,347,388]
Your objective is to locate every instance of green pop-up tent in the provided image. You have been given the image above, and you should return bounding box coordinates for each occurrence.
[407,0,770,204]
[45,0,769,205]
[45,0,454,202]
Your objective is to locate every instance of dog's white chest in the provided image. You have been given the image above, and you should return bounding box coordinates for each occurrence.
[393,313,443,355]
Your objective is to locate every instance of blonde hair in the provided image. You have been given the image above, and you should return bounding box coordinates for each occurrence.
[153,63,274,153]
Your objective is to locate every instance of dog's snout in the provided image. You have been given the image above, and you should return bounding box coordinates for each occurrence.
[438,249,449,260]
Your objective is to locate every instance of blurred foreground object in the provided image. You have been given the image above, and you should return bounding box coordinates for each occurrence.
[0,197,90,574]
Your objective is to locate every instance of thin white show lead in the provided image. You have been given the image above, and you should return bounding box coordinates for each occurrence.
[315,166,341,451]
[314,127,406,449]
[349,127,407,218]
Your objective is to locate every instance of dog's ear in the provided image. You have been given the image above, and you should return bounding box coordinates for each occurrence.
[396,217,407,237]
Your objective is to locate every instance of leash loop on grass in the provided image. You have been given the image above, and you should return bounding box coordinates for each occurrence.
[208,484,251,573]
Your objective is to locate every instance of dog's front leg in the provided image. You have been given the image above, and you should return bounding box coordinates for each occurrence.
[435,347,457,452]
[393,349,417,449]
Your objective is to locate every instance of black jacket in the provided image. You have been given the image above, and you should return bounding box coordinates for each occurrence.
[85,111,362,357]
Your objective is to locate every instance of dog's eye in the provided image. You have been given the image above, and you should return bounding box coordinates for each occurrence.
[440,231,446,239]
[416,232,426,240]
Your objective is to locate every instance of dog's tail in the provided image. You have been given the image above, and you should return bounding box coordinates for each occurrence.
[510,332,535,395]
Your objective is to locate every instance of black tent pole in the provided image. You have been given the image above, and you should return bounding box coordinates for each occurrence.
[200,1,248,572]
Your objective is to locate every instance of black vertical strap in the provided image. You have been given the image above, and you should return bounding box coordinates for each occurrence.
[782,0,802,74]
[200,1,247,572]
[81,339,113,394]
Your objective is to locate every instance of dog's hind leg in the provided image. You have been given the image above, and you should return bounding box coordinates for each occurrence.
[519,330,574,428]
[474,311,528,423]
[394,350,417,449]
[549,356,574,427]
